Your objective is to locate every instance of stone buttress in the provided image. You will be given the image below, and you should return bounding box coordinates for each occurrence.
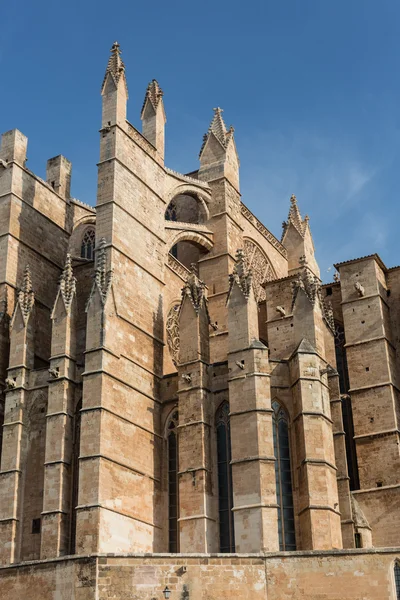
[177,268,216,552]
[227,250,279,552]
[0,267,35,564]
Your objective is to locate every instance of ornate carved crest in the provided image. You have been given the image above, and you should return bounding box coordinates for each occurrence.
[243,239,275,302]
[166,303,180,367]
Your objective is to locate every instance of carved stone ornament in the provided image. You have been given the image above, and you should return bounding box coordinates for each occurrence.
[182,265,207,314]
[291,269,335,332]
[166,303,180,367]
[11,265,35,327]
[243,239,275,302]
[228,249,253,301]
[86,238,113,311]
[51,253,77,317]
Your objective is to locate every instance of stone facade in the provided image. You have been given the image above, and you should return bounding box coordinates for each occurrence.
[0,42,399,597]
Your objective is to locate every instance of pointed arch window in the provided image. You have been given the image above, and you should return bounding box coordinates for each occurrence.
[167,410,179,552]
[272,400,296,551]
[216,402,235,553]
[394,561,400,599]
[80,228,95,260]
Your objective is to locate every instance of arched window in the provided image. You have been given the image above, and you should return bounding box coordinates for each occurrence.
[216,402,235,553]
[167,410,179,552]
[70,399,82,554]
[394,561,400,599]
[272,400,296,551]
[80,228,95,260]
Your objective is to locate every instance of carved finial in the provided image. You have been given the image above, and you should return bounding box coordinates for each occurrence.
[59,254,76,310]
[228,249,253,302]
[182,267,206,314]
[333,272,340,283]
[290,194,297,204]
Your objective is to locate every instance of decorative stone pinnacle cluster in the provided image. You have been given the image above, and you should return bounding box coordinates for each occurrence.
[86,238,113,310]
[291,268,335,331]
[16,265,35,324]
[182,264,207,314]
[59,253,76,311]
[228,249,253,301]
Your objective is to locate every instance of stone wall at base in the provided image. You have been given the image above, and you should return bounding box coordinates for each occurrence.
[0,550,399,600]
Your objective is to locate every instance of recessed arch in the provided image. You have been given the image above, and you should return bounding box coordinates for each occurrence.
[166,230,213,271]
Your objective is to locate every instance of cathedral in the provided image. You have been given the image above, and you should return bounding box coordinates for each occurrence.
[0,42,399,599]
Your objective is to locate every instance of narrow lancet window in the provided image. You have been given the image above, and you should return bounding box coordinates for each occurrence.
[167,410,179,552]
[80,228,95,260]
[70,399,82,554]
[394,561,400,599]
[216,402,235,552]
[272,400,296,551]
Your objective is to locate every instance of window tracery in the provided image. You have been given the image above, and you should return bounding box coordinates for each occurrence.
[272,400,296,551]
[243,239,275,302]
[80,228,95,260]
[166,304,180,367]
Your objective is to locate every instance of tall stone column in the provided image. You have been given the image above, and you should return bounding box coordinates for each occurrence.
[41,255,78,558]
[177,268,216,552]
[0,266,34,564]
[227,250,279,552]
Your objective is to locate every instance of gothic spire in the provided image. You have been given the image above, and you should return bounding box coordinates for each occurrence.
[141,79,164,117]
[199,107,234,158]
[228,249,253,301]
[101,41,128,96]
[282,194,309,239]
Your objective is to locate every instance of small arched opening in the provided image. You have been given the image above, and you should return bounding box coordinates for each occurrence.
[165,193,208,225]
[168,231,213,272]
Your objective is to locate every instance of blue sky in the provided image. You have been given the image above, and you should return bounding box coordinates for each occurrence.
[1,0,400,280]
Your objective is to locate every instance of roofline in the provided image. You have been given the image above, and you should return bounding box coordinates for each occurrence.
[334,253,387,272]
